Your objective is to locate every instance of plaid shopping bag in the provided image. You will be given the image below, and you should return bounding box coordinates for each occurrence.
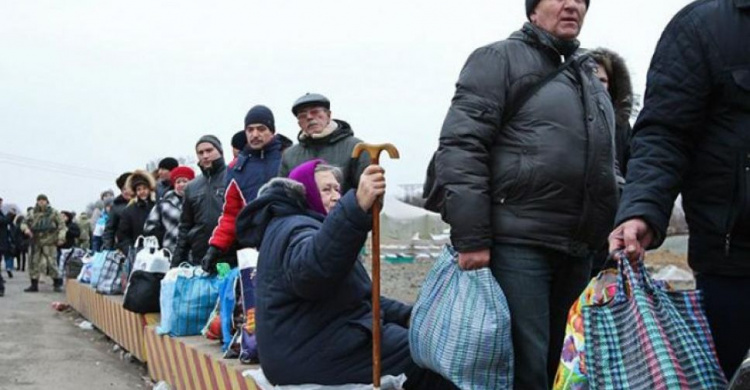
[553,269,619,389]
[95,250,129,295]
[583,255,727,390]
[409,245,513,390]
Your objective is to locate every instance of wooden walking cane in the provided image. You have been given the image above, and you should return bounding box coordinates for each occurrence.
[352,142,400,390]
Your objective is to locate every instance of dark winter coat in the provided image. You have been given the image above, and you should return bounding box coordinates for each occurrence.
[155,179,172,202]
[173,158,227,266]
[102,194,130,250]
[279,120,370,195]
[590,47,635,176]
[60,221,81,249]
[436,23,618,256]
[0,210,12,254]
[616,0,750,276]
[14,216,30,253]
[236,179,413,385]
[209,135,291,252]
[115,198,155,253]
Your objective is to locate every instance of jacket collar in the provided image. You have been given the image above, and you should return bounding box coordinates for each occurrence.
[199,158,226,177]
[511,22,580,62]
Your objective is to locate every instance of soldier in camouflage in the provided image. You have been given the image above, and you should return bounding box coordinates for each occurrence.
[21,194,66,292]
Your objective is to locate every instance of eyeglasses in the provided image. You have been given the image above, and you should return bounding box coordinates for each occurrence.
[296,107,327,120]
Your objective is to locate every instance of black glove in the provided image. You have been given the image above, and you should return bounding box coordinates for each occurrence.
[201,246,223,274]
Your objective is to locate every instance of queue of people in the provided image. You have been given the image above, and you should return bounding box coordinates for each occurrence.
[1,0,747,387]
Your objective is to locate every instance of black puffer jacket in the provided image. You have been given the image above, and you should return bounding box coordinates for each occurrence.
[616,0,750,276]
[436,23,618,256]
[102,194,129,250]
[173,158,227,266]
[115,198,155,253]
[279,120,370,195]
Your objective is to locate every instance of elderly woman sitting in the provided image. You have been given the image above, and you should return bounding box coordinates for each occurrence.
[236,159,456,389]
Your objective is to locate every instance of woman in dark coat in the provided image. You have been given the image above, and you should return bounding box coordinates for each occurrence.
[115,170,156,254]
[236,159,456,389]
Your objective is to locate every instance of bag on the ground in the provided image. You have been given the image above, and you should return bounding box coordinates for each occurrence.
[168,267,221,337]
[409,245,513,390]
[89,250,111,288]
[156,264,196,335]
[582,255,726,389]
[95,250,130,295]
[62,247,87,279]
[238,248,260,364]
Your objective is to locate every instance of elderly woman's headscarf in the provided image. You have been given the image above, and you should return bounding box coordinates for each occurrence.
[288,159,328,215]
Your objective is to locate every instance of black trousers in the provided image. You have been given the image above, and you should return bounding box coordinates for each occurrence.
[695,273,750,379]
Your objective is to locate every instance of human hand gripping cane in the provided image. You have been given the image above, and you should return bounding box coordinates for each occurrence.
[352,143,400,390]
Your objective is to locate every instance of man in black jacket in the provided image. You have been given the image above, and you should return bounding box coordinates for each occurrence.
[434,0,617,386]
[610,0,750,378]
[172,135,227,267]
[102,172,132,250]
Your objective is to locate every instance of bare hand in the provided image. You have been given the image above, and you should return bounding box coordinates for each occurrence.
[608,218,654,263]
[356,165,386,212]
[25,231,33,238]
[458,248,491,270]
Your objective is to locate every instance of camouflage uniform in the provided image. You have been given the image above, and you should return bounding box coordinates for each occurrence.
[22,205,66,280]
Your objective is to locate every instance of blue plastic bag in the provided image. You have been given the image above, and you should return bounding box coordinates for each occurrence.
[219,268,240,351]
[169,271,221,337]
[409,245,513,390]
[89,250,110,288]
[157,264,202,335]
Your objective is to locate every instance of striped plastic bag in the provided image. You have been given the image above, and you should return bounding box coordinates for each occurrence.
[409,245,513,390]
[583,255,726,389]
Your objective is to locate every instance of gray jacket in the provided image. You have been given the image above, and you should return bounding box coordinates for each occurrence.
[436,23,618,256]
[172,158,226,266]
[279,120,370,195]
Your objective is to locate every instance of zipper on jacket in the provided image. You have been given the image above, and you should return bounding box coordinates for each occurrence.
[725,233,731,256]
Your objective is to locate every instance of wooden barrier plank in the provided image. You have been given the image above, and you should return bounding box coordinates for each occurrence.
[68,282,259,390]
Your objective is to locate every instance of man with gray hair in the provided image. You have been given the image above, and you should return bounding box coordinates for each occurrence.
[432,0,618,386]
[279,93,370,195]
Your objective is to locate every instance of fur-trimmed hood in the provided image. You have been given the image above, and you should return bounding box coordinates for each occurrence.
[590,48,634,124]
[125,169,157,203]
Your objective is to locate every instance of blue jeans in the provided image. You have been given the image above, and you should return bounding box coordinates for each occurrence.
[490,243,592,390]
[92,236,103,253]
[3,254,13,272]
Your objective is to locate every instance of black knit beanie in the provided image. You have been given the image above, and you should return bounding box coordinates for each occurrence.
[526,0,590,19]
[116,172,132,190]
[244,105,275,133]
[158,157,179,171]
[231,130,247,150]
[196,135,224,156]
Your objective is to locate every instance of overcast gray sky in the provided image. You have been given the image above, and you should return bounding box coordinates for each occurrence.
[0,0,691,213]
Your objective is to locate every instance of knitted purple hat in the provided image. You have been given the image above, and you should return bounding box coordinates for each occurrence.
[289,159,327,215]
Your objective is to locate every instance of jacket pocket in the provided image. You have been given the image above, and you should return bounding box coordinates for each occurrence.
[492,148,531,203]
[729,67,750,110]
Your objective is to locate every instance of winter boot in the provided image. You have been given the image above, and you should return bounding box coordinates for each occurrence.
[7,270,12,278]
[24,279,39,293]
[53,278,64,293]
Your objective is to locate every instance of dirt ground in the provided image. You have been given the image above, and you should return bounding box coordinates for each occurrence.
[365,237,691,304]
[0,271,149,390]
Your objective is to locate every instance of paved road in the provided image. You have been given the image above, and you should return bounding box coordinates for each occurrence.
[0,271,147,390]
